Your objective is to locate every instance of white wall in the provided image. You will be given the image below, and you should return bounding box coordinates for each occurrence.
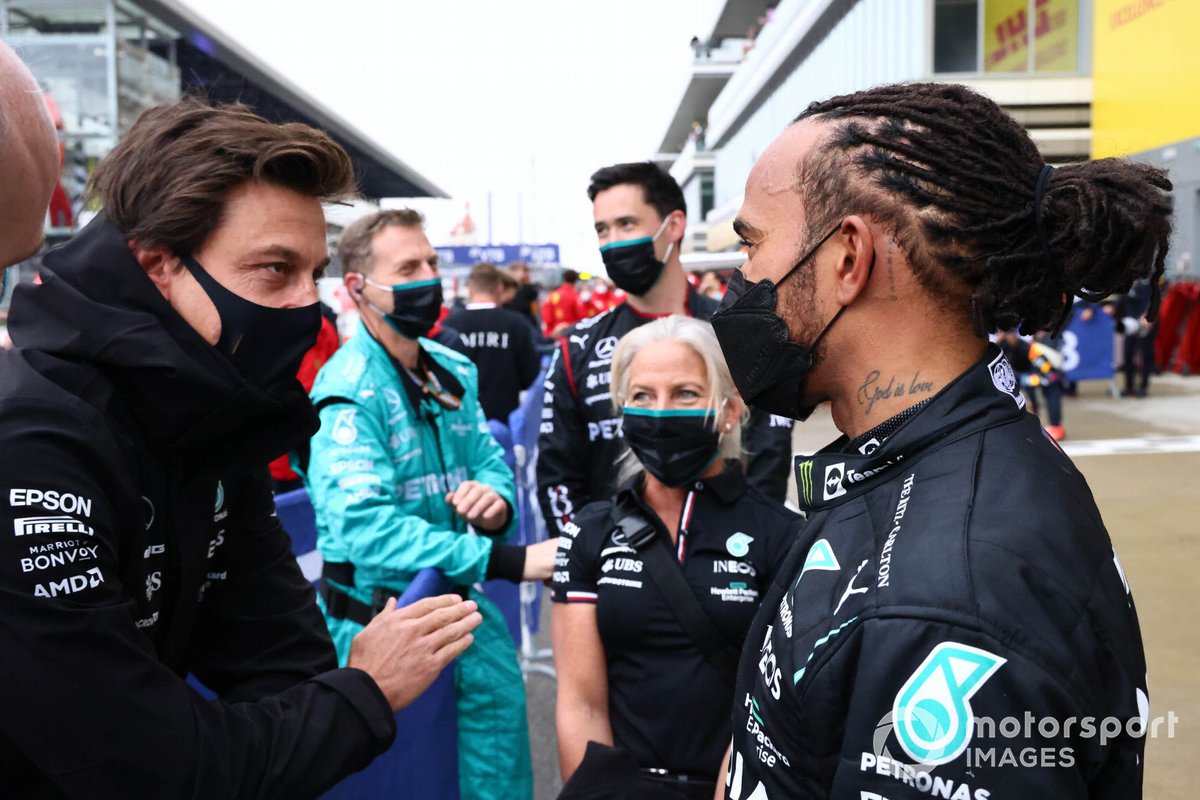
[710,0,928,211]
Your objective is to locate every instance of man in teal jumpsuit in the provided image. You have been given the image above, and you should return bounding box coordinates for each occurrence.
[303,209,535,799]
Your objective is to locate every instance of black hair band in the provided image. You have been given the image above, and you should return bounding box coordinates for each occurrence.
[1034,164,1055,261]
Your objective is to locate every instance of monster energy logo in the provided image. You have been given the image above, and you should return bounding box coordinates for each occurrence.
[797,460,814,505]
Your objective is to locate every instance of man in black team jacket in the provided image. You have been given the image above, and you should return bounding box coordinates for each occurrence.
[713,83,1170,798]
[0,98,480,799]
[536,162,794,537]
[445,261,541,422]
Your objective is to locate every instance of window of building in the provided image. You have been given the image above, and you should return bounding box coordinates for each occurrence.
[933,0,1083,75]
[934,0,979,73]
[700,172,715,220]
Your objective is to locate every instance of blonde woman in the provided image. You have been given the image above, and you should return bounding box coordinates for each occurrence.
[551,315,802,799]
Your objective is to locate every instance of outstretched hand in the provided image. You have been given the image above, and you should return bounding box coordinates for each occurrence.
[347,594,482,712]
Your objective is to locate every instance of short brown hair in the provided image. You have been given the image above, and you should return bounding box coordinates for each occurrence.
[467,262,503,296]
[89,96,356,254]
[337,208,425,275]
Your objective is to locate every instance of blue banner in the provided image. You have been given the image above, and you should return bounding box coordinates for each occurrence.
[1062,309,1114,381]
[436,244,560,266]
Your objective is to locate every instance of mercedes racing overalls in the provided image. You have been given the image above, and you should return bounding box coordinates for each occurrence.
[302,324,533,800]
[726,346,1147,799]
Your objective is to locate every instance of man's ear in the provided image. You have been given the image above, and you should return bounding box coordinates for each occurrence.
[833,215,875,306]
[130,242,180,300]
[669,209,687,244]
[343,271,364,300]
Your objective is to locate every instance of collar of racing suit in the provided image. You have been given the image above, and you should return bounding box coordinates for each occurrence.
[793,345,1028,512]
[5,215,318,473]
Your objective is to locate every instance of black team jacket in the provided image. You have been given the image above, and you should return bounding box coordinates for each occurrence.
[726,346,1147,800]
[0,218,394,798]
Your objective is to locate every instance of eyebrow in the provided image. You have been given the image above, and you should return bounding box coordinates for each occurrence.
[629,379,706,392]
[595,215,638,231]
[248,245,330,271]
[732,217,762,240]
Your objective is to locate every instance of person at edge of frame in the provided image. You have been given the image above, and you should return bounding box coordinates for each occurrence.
[712,82,1168,800]
[0,97,481,798]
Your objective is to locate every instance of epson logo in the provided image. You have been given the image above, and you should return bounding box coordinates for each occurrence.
[9,489,93,517]
[13,516,94,538]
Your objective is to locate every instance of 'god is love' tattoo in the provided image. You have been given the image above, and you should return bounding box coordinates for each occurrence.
[857,370,935,415]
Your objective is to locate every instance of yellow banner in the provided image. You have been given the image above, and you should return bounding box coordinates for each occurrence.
[985,0,1078,72]
[984,0,1029,72]
[1035,0,1078,71]
[1093,0,1200,157]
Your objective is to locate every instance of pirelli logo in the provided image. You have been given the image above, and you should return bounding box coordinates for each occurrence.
[13,516,95,537]
[797,460,814,506]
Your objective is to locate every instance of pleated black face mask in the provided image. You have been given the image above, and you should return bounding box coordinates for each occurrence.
[181,255,320,390]
[360,276,444,340]
[621,406,721,488]
[710,224,871,421]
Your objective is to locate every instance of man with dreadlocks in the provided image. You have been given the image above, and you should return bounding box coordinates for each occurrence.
[711,83,1168,799]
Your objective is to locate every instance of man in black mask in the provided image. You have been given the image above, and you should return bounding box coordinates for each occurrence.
[303,208,558,800]
[536,161,794,539]
[0,97,481,798]
[714,83,1164,799]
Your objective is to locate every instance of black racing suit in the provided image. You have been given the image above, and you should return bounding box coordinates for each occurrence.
[727,346,1147,799]
[536,291,795,536]
[0,218,395,798]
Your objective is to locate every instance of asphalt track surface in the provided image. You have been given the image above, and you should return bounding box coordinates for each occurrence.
[524,373,1200,799]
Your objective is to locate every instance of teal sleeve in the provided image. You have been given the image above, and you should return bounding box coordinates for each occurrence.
[306,400,493,586]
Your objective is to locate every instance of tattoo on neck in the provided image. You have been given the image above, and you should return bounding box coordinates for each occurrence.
[857,370,936,415]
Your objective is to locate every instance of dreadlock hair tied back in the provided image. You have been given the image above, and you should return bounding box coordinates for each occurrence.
[794,82,1174,335]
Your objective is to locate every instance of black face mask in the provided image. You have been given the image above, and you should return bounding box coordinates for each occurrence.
[621,406,721,488]
[599,216,673,296]
[361,276,444,340]
[181,255,320,390]
[711,224,869,421]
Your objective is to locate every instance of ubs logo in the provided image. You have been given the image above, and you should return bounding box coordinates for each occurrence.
[823,463,847,501]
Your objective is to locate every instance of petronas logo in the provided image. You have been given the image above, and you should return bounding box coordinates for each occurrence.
[796,459,815,505]
[893,642,1006,765]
